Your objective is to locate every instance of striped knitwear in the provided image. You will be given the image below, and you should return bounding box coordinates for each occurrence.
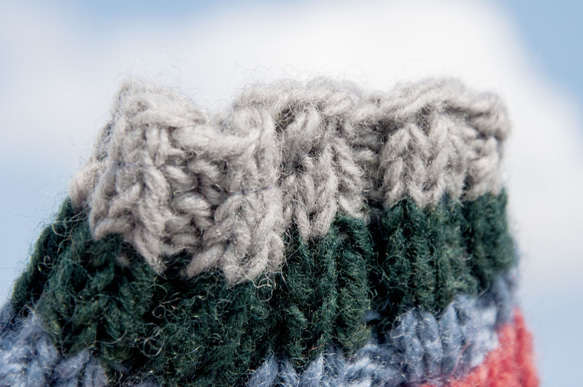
[1,78,538,386]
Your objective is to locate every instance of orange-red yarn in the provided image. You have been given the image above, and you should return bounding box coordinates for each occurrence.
[423,309,538,387]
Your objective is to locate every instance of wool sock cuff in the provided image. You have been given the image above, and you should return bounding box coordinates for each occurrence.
[2,78,538,387]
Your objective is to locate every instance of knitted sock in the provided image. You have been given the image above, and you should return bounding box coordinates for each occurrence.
[1,78,538,386]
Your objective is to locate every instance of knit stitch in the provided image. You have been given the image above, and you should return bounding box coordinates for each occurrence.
[0,304,107,387]
[421,311,538,387]
[1,78,537,387]
[69,79,509,283]
[0,271,514,386]
[10,183,516,385]
[248,272,516,387]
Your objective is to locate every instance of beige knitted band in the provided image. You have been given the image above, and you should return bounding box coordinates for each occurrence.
[69,78,509,283]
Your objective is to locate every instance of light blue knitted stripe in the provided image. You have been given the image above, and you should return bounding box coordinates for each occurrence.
[0,304,106,387]
[0,271,514,386]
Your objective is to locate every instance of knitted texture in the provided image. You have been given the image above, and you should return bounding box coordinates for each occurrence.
[0,304,107,387]
[0,272,513,387]
[2,78,537,386]
[248,272,516,387]
[421,311,538,387]
[69,78,508,283]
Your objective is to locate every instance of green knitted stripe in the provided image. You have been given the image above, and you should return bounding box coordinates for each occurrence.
[10,191,515,386]
[10,201,78,315]
[369,191,515,331]
[274,216,371,366]
[10,200,372,386]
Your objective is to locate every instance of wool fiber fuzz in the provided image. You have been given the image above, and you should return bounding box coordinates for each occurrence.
[8,190,516,386]
[2,78,538,386]
[69,79,509,282]
[248,272,516,387]
[0,272,513,387]
[0,305,106,387]
[420,311,538,387]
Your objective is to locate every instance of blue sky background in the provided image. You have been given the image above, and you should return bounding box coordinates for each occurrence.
[1,1,582,385]
[14,0,581,113]
[499,0,583,105]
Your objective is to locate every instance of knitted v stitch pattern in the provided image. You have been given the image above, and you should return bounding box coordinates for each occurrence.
[1,78,538,386]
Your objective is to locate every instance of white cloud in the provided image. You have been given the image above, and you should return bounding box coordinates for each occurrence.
[1,0,582,302]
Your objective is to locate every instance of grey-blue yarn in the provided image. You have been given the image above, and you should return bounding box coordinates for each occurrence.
[0,271,515,386]
[0,304,106,387]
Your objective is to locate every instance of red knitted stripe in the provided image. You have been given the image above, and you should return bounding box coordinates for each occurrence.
[423,309,539,387]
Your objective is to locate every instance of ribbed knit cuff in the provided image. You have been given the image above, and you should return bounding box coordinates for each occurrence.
[2,78,538,386]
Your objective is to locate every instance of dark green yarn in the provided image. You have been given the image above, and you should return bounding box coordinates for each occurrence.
[9,191,515,385]
[333,217,372,355]
[273,216,371,366]
[369,191,515,331]
[11,201,81,316]
[461,192,515,289]
[10,199,372,387]
[13,200,274,386]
